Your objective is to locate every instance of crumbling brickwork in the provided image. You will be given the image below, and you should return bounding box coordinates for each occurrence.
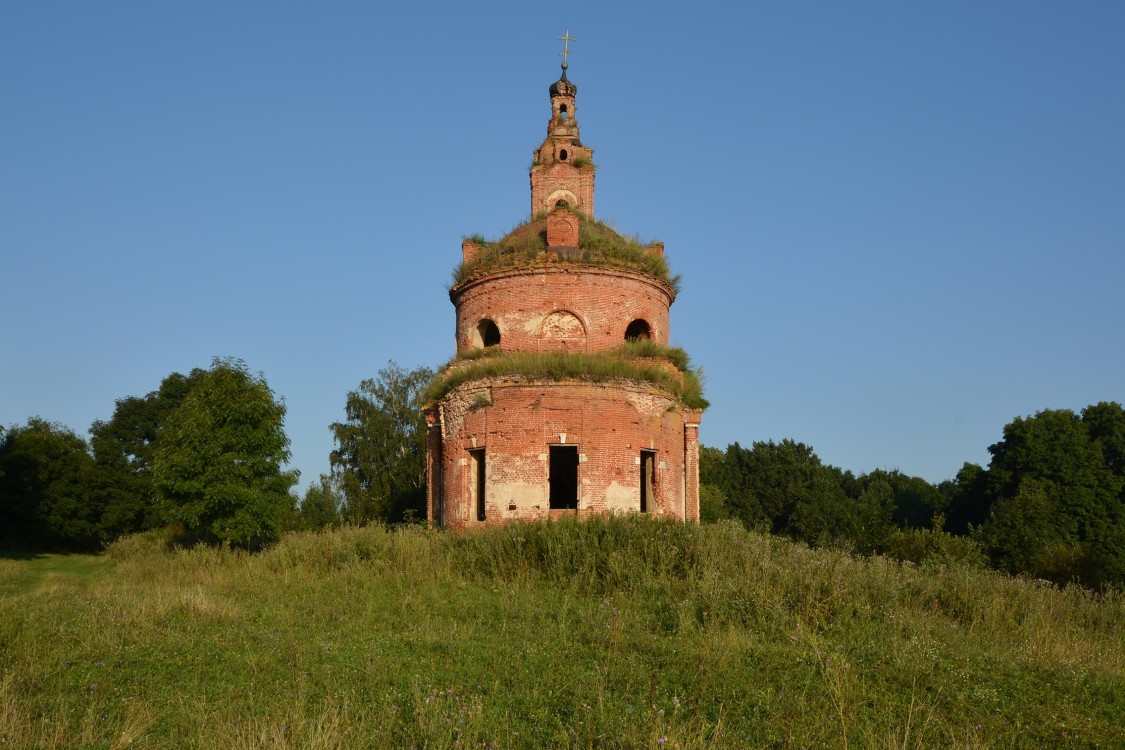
[453,267,673,354]
[432,380,694,528]
[427,61,703,530]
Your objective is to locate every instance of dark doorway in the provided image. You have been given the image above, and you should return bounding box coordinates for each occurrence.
[640,451,656,513]
[549,446,579,509]
[470,449,486,522]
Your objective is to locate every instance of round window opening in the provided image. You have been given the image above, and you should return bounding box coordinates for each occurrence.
[625,319,652,342]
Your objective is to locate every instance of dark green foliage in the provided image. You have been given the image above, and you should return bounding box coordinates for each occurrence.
[854,469,947,529]
[699,402,1125,588]
[980,403,1125,588]
[152,358,298,546]
[88,369,205,540]
[698,484,728,523]
[702,439,892,551]
[330,362,433,525]
[0,418,97,550]
[940,462,990,534]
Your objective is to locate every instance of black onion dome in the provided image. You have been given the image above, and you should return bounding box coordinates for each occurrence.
[549,63,577,97]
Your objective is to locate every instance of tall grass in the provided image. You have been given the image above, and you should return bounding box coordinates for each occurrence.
[453,211,680,293]
[2,518,1122,748]
[425,342,708,409]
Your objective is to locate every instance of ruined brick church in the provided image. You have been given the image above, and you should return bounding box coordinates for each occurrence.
[424,38,705,529]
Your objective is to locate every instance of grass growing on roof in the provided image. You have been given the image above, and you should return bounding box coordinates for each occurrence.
[453,210,681,293]
[425,342,708,409]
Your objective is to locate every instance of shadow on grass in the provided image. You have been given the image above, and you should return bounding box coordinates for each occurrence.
[0,548,50,562]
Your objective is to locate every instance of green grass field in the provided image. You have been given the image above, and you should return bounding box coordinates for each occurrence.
[2,518,1122,748]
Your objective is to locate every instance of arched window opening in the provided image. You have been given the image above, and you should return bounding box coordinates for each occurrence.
[559,149,568,161]
[625,319,652,342]
[555,199,569,208]
[476,319,501,348]
[559,104,569,121]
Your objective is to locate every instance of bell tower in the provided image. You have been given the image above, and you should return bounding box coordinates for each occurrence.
[530,30,596,217]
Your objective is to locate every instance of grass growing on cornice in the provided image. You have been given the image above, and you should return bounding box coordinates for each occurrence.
[425,342,708,409]
[453,210,681,294]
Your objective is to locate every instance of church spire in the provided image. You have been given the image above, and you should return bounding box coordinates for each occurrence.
[530,31,596,218]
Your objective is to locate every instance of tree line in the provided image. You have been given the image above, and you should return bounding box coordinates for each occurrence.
[2,359,1122,588]
[0,359,433,551]
[700,401,1125,589]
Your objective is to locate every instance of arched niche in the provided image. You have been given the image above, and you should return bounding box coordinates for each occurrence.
[472,318,501,349]
[539,310,586,349]
[625,319,652,342]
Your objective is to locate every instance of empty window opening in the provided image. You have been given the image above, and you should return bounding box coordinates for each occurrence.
[640,450,656,513]
[470,449,486,522]
[625,319,652,342]
[559,149,568,161]
[549,446,579,510]
[559,104,569,121]
[476,319,501,348]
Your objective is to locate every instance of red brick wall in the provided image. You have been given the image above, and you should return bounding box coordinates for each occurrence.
[531,162,594,217]
[452,266,673,353]
[433,379,698,530]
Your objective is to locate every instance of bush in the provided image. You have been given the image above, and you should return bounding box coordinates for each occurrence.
[879,526,988,567]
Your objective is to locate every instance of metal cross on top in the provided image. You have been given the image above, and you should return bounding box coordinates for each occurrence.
[558,29,575,65]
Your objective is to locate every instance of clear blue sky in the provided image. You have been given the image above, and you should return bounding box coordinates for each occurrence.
[3,1,1123,489]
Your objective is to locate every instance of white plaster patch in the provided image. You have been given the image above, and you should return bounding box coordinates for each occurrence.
[604,481,637,512]
[522,315,544,334]
[488,481,546,507]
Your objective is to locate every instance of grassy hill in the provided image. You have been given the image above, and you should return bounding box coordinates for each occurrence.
[2,518,1122,748]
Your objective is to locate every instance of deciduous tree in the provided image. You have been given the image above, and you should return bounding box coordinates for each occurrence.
[152,358,298,546]
[88,369,205,540]
[0,418,97,549]
[298,474,342,530]
[330,362,433,524]
[981,404,1125,587]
